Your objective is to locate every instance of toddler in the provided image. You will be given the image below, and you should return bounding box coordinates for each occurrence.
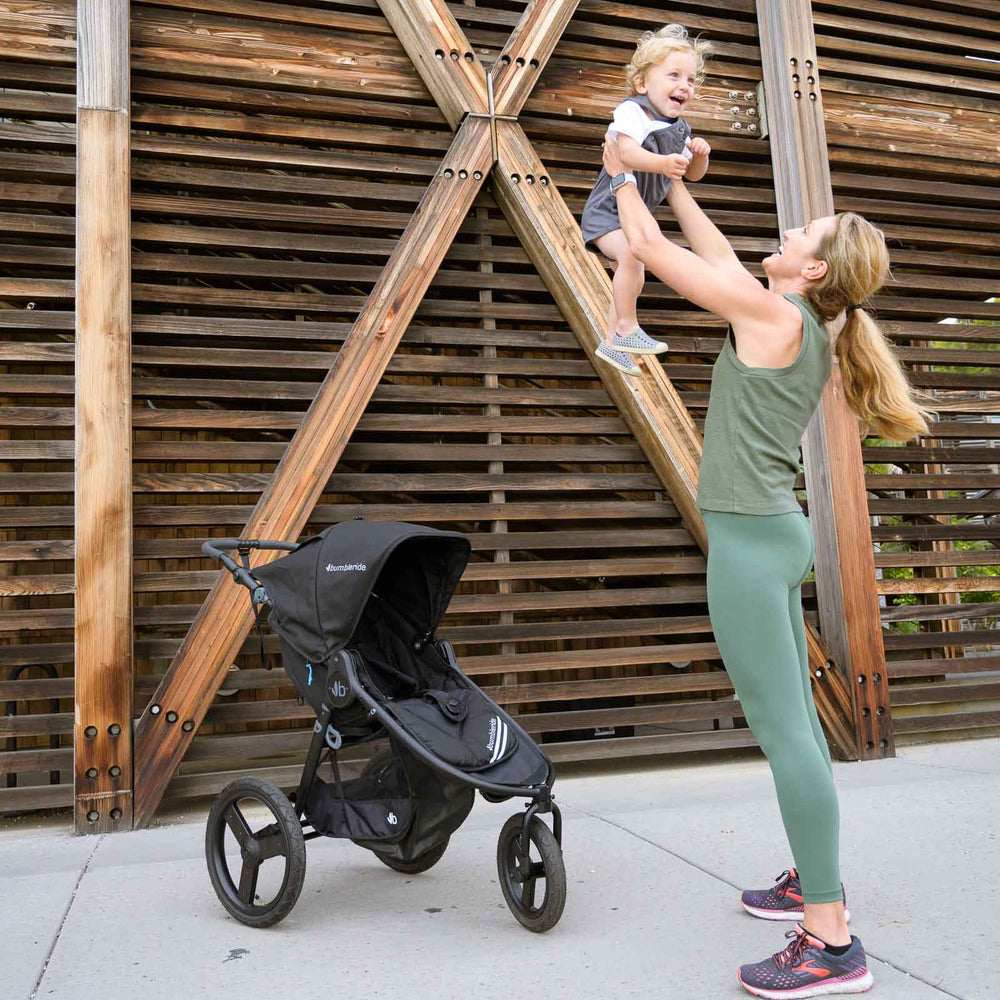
[581,24,713,375]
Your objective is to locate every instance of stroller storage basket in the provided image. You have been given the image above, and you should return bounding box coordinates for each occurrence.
[304,745,412,843]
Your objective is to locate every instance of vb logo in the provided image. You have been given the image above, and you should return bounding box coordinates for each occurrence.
[387,812,398,826]
[330,680,347,699]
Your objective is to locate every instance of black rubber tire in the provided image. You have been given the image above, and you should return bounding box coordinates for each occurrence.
[361,751,450,874]
[373,837,450,874]
[497,812,566,933]
[205,776,306,928]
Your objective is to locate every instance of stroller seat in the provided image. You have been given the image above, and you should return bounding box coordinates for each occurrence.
[351,594,518,771]
[382,690,518,771]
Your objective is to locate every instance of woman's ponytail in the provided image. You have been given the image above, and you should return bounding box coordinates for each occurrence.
[834,307,934,441]
[808,213,935,442]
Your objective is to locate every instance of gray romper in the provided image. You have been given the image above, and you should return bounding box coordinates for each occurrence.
[581,94,692,255]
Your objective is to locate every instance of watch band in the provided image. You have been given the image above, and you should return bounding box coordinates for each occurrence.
[610,171,637,193]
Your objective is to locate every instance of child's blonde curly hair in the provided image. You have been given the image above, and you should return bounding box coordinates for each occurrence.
[625,23,713,95]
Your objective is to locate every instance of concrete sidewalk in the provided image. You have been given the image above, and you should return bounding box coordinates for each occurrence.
[2,739,995,1000]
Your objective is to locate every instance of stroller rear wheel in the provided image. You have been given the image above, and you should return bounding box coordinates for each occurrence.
[497,811,566,932]
[205,776,306,928]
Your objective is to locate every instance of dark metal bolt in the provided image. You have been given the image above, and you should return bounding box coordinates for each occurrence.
[150,704,162,715]
[109,766,121,778]
[110,807,123,821]
[108,723,121,737]
[84,726,98,739]
[87,810,99,823]
[182,720,194,732]
[165,711,178,724]
[86,767,98,779]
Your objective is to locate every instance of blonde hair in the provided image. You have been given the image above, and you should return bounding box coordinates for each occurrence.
[626,24,712,95]
[807,213,934,442]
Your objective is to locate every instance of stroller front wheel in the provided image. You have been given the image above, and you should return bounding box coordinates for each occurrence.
[205,776,306,928]
[497,811,566,932]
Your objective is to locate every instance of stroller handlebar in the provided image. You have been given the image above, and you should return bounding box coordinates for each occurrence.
[201,538,299,597]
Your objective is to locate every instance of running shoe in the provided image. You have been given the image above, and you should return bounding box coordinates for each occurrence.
[742,868,850,923]
[612,327,668,355]
[738,924,874,998]
[594,342,641,375]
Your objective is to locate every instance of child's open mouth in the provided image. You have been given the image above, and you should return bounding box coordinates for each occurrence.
[669,95,687,110]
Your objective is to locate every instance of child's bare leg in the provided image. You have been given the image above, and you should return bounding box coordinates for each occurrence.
[603,295,618,348]
[595,230,644,339]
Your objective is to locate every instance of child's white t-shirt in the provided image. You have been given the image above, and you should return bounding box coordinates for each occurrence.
[608,100,693,158]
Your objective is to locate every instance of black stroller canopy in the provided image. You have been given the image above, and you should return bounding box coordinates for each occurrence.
[254,521,471,664]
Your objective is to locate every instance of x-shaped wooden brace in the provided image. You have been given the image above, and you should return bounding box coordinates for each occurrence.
[132,0,855,828]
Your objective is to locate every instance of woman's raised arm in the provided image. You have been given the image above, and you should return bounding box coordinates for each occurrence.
[600,135,772,326]
[666,178,751,275]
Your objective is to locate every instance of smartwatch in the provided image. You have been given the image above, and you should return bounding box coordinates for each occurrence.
[610,171,637,194]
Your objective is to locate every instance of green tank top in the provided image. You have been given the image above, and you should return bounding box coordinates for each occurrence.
[695,293,832,515]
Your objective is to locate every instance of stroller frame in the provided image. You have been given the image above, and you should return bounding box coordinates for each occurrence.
[202,535,565,930]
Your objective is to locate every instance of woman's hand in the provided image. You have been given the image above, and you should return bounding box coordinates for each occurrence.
[602,130,626,177]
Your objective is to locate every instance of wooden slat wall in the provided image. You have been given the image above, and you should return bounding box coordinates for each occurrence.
[0,0,78,813]
[7,0,991,816]
[813,0,1000,743]
[0,0,778,814]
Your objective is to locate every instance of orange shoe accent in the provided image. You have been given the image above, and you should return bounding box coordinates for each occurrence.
[792,959,832,978]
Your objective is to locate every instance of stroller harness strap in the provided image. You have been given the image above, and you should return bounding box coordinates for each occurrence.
[423,688,470,722]
[391,689,518,771]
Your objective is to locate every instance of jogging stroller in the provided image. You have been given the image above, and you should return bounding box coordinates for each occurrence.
[201,521,566,931]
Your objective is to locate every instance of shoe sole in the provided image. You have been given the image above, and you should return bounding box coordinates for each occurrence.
[615,342,668,355]
[738,969,874,999]
[741,901,851,923]
[595,351,641,375]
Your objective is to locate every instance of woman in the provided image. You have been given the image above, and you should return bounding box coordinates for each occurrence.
[600,134,931,999]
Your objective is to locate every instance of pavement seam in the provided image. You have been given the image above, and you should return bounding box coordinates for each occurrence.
[568,804,970,1000]
[28,835,104,1000]
[893,758,997,778]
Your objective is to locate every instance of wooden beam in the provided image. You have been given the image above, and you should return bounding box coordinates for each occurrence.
[74,0,133,835]
[757,0,891,760]
[130,117,493,828]
[491,120,856,760]
[490,0,580,118]
[374,0,488,129]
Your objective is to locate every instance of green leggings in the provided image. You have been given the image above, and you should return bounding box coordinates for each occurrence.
[701,508,842,904]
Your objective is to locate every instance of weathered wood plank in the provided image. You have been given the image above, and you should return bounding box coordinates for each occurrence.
[758,0,888,761]
[73,0,133,834]
[373,0,488,128]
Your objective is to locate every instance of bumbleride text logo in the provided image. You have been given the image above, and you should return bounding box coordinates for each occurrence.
[325,562,366,573]
[486,716,498,751]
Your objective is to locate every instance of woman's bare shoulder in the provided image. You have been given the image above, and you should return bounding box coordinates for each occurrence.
[730,293,805,369]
